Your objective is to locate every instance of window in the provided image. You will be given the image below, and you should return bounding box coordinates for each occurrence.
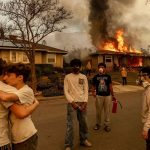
[23,53,29,63]
[105,56,112,63]
[47,54,56,64]
[11,51,17,62]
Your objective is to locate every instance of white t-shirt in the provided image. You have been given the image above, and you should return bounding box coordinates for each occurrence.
[64,73,88,103]
[0,81,17,147]
[10,85,37,144]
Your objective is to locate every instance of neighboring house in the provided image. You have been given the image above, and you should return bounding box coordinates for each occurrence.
[90,50,150,70]
[0,40,67,68]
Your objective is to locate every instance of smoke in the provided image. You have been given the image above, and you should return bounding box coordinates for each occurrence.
[89,0,150,49]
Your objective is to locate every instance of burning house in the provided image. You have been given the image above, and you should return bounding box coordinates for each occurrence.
[90,29,150,70]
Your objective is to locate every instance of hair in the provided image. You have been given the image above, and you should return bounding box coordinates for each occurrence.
[141,66,150,78]
[70,59,82,67]
[0,58,7,76]
[98,62,106,68]
[5,63,31,83]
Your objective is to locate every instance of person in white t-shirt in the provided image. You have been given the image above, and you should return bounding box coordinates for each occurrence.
[0,63,38,150]
[64,59,92,150]
[0,61,39,150]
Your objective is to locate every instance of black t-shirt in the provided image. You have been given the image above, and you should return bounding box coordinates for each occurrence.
[92,73,112,96]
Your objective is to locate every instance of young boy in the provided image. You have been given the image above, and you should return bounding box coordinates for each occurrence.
[0,62,38,150]
[0,63,38,150]
[64,59,92,150]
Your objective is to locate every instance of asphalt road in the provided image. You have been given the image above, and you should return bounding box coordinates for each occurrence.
[33,89,145,150]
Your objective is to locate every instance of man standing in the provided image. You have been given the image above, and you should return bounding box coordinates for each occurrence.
[141,67,150,150]
[92,62,115,132]
[64,59,92,150]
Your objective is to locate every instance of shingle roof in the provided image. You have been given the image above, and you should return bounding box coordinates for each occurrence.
[0,40,67,54]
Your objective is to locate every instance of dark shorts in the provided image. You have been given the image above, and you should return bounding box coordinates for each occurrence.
[0,144,12,150]
[12,133,38,150]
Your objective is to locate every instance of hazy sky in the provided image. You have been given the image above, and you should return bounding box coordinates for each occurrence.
[55,0,150,49]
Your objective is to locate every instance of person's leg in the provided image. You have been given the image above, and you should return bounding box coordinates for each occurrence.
[103,96,111,131]
[146,129,150,150]
[125,77,127,85]
[95,96,104,128]
[77,108,88,143]
[64,104,75,149]
[122,77,124,85]
[12,134,38,150]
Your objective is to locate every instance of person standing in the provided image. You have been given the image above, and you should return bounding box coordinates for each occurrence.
[64,59,92,150]
[86,60,92,76]
[121,67,127,85]
[141,67,150,150]
[92,62,115,132]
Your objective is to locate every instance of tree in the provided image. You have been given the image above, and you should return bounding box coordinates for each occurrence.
[0,0,71,92]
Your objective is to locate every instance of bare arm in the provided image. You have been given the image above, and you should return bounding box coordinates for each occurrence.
[0,91,18,102]
[9,99,39,119]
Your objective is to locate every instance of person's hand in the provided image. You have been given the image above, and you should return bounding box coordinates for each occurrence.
[92,89,96,97]
[80,102,87,112]
[112,96,116,101]
[33,98,39,107]
[71,102,79,110]
[142,130,148,139]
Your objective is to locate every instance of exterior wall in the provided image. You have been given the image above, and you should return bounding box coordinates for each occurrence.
[91,55,99,69]
[55,54,63,68]
[143,57,150,66]
[35,52,42,64]
[0,50,10,62]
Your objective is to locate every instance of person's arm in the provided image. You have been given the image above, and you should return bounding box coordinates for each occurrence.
[91,76,96,97]
[0,90,18,102]
[9,99,39,119]
[142,88,150,139]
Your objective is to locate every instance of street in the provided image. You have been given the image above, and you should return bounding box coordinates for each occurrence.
[33,86,145,150]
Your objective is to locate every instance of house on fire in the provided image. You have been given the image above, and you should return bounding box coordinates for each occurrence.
[89,50,150,71]
[0,40,67,68]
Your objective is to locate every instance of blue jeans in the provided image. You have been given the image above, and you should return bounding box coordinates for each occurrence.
[64,103,88,148]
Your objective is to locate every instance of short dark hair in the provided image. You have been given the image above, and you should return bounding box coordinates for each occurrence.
[98,62,106,68]
[70,59,82,67]
[141,66,150,78]
[5,63,31,83]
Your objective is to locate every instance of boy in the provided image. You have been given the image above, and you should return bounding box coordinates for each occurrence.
[0,63,38,150]
[64,59,92,150]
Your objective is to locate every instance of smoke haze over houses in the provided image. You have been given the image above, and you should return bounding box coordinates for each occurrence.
[45,0,150,50]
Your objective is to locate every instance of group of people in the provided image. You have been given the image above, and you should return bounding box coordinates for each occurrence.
[64,59,150,150]
[0,58,150,150]
[64,59,116,150]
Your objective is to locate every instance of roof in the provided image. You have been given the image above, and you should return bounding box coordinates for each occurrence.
[0,40,67,55]
[90,50,149,57]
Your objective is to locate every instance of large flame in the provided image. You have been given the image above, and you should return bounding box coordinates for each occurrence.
[99,29,142,54]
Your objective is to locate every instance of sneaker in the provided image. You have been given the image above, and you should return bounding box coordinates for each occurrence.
[104,126,111,132]
[93,124,100,130]
[65,147,71,150]
[81,139,92,147]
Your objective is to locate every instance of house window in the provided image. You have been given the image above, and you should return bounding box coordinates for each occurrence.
[47,54,56,64]
[105,56,112,63]
[23,53,29,63]
[11,51,17,62]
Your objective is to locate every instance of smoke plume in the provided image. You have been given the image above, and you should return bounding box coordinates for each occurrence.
[89,0,149,49]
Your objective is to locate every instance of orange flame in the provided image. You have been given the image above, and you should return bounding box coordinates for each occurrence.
[100,29,142,54]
